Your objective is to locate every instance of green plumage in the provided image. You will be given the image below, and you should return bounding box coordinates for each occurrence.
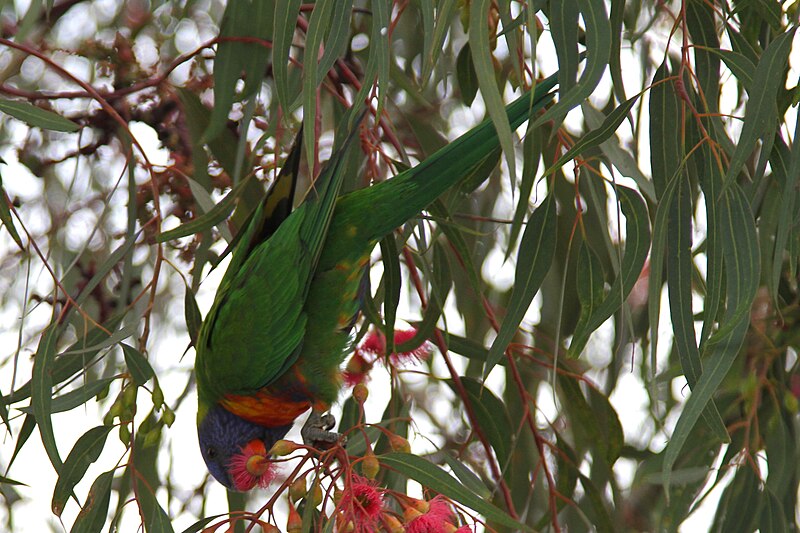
[195,75,557,428]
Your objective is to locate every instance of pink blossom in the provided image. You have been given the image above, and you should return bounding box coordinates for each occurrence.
[405,496,455,533]
[340,474,385,532]
[228,440,277,491]
[343,352,373,386]
[358,327,433,365]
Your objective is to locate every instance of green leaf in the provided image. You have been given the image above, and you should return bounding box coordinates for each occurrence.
[608,0,627,104]
[70,470,114,533]
[8,414,36,469]
[443,453,491,499]
[543,94,639,177]
[52,426,112,517]
[663,182,758,493]
[273,0,303,113]
[722,28,795,190]
[569,186,649,357]
[578,472,615,533]
[485,194,556,376]
[346,426,382,457]
[140,485,175,533]
[667,177,727,440]
[771,105,800,302]
[573,242,605,337]
[456,43,479,107]
[707,183,760,343]
[316,0,353,83]
[371,0,391,117]
[686,0,721,113]
[380,453,534,531]
[713,465,760,533]
[425,0,457,83]
[301,0,336,170]
[205,0,273,141]
[184,283,203,347]
[558,375,623,466]
[180,516,226,533]
[445,377,513,468]
[469,0,517,185]
[508,118,546,259]
[649,62,683,200]
[582,103,656,202]
[121,344,155,386]
[0,167,23,249]
[380,234,401,355]
[0,99,80,132]
[532,0,610,129]
[759,488,789,533]
[226,490,246,533]
[155,174,254,242]
[19,377,115,415]
[3,315,127,406]
[441,331,502,365]
[0,474,26,486]
[707,48,755,90]
[32,323,62,471]
[550,1,580,97]
[418,0,435,82]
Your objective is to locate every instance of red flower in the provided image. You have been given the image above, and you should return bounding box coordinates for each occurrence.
[454,527,472,533]
[339,474,385,532]
[359,327,433,365]
[405,496,455,533]
[343,352,374,386]
[227,439,277,491]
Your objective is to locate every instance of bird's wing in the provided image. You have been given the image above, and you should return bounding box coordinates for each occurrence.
[196,119,362,400]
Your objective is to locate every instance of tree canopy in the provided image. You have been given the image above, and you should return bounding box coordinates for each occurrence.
[0,1,798,532]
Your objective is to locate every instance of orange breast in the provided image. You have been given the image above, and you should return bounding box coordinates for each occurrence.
[222,391,311,427]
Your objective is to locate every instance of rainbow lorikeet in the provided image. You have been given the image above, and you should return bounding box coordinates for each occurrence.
[195,75,557,491]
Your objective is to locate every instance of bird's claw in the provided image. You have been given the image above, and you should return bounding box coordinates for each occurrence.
[302,412,344,449]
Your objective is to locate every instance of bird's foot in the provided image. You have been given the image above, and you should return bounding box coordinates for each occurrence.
[301,412,344,449]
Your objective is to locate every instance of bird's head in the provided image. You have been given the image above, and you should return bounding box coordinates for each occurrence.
[197,403,291,491]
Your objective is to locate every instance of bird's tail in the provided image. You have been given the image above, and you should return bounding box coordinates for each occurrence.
[333,73,558,243]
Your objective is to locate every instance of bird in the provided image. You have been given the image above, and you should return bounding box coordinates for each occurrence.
[194,75,557,491]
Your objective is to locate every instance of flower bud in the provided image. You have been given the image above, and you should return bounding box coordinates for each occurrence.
[162,406,176,427]
[403,506,424,522]
[289,476,307,503]
[143,425,162,447]
[310,481,323,507]
[384,514,405,533]
[362,451,380,480]
[287,502,302,532]
[411,498,430,514]
[270,439,299,456]
[119,424,131,444]
[389,434,411,453]
[151,381,164,410]
[353,383,369,404]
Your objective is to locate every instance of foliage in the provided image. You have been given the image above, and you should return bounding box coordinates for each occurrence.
[0,1,798,531]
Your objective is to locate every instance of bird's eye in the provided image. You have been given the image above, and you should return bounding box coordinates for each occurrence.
[206,446,218,459]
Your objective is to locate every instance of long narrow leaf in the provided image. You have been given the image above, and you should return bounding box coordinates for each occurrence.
[485,194,556,377]
[380,453,534,532]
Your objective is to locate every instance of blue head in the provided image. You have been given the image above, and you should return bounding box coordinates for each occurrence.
[197,403,291,491]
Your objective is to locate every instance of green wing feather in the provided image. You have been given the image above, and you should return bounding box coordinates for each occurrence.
[196,123,362,405]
